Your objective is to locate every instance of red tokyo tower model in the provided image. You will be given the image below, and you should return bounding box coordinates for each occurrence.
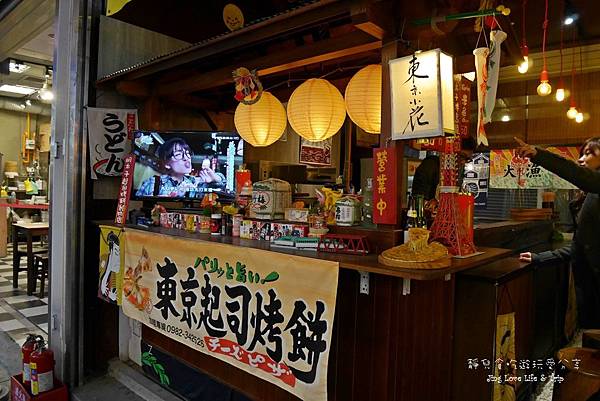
[429,137,476,256]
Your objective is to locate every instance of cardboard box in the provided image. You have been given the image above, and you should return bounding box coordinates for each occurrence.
[11,373,68,401]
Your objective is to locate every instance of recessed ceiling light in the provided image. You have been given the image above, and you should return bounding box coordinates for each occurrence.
[564,15,577,25]
[0,84,36,95]
[9,61,29,74]
[501,115,510,122]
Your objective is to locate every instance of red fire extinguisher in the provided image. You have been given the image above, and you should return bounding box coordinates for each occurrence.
[30,339,54,395]
[21,334,42,387]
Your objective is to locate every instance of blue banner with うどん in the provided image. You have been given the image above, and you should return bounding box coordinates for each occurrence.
[121,228,339,401]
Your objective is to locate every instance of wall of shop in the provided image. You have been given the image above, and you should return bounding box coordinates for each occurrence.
[0,108,50,174]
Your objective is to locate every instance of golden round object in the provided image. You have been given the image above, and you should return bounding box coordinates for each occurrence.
[287,78,346,142]
[234,91,287,147]
[344,64,381,134]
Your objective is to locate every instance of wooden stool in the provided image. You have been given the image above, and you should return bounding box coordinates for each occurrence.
[553,347,600,401]
[12,244,47,288]
[33,253,49,298]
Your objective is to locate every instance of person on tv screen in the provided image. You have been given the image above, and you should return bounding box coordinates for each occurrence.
[135,138,224,198]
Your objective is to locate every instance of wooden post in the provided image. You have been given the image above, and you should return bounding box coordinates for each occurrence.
[140,96,161,130]
[0,204,6,257]
[380,40,406,227]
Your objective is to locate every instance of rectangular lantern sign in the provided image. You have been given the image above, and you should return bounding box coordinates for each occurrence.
[390,49,455,140]
[373,147,398,224]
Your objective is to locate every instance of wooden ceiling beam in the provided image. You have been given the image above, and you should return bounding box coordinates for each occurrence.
[156,30,380,96]
[115,80,151,97]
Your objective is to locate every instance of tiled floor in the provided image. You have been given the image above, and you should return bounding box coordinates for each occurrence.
[0,243,48,346]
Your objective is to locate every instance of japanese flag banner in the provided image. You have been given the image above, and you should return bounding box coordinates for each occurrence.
[86,107,138,179]
[121,228,339,401]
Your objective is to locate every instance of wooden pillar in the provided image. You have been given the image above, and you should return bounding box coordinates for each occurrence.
[0,204,7,257]
[140,96,161,130]
[380,40,406,226]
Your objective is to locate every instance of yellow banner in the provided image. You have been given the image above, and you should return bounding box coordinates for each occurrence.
[99,225,124,305]
[122,228,339,401]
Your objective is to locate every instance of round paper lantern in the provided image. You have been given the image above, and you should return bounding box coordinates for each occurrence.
[234,91,287,147]
[344,64,381,134]
[287,78,346,141]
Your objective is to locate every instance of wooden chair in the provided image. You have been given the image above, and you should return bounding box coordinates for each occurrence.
[32,253,49,298]
[12,238,47,288]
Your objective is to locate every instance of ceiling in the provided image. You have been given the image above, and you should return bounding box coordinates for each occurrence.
[0,0,54,98]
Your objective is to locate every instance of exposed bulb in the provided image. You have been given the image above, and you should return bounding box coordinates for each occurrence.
[575,112,584,123]
[567,107,578,119]
[518,56,529,74]
[501,115,510,122]
[555,88,565,102]
[537,81,552,96]
[40,88,54,101]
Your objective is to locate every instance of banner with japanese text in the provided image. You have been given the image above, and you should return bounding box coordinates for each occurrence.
[489,147,578,189]
[122,229,339,401]
[373,147,397,224]
[87,107,138,179]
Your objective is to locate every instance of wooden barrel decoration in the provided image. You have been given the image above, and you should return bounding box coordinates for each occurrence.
[552,347,600,401]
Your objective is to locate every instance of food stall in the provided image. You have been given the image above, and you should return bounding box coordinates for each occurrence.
[90,1,571,400]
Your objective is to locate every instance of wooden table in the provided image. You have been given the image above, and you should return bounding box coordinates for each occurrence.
[0,202,49,257]
[12,222,49,295]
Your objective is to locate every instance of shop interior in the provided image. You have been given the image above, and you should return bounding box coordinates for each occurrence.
[0,0,54,346]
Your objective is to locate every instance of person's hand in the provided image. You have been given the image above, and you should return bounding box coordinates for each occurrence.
[514,137,537,159]
[199,168,221,184]
[519,252,533,263]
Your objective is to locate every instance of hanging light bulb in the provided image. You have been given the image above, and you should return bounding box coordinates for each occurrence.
[518,44,530,74]
[537,70,552,96]
[40,82,53,101]
[567,97,578,119]
[537,0,551,96]
[575,112,583,123]
[555,88,565,101]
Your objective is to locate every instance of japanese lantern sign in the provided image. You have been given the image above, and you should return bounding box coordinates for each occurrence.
[389,49,455,140]
[373,147,397,224]
[454,76,471,138]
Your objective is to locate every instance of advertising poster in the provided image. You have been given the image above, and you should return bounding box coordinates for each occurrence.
[98,225,124,304]
[463,152,490,209]
[490,147,578,189]
[299,137,332,166]
[87,107,138,179]
[122,229,339,401]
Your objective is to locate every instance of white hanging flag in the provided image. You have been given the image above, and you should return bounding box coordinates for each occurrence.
[87,107,138,179]
[484,30,507,124]
[473,47,490,146]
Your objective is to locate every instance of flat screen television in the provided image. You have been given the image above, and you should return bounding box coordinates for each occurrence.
[131,130,244,200]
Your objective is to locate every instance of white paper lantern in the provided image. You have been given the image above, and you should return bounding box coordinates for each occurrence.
[286,78,346,141]
[344,64,381,134]
[234,92,287,147]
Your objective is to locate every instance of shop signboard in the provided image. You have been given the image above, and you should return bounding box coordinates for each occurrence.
[454,76,471,138]
[390,49,455,140]
[122,229,339,401]
[490,147,578,189]
[87,107,138,179]
[372,147,397,224]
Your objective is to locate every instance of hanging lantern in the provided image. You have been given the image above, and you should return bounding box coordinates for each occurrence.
[389,48,454,140]
[344,64,381,134]
[234,91,287,147]
[287,78,346,141]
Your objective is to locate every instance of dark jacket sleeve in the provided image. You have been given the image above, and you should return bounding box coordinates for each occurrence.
[532,148,600,194]
[411,156,439,200]
[532,245,572,264]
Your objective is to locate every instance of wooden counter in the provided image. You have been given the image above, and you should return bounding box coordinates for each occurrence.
[125,224,511,280]
[91,223,521,401]
[474,219,554,253]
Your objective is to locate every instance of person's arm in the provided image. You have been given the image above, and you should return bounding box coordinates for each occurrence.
[520,244,572,263]
[411,157,439,200]
[532,148,600,194]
